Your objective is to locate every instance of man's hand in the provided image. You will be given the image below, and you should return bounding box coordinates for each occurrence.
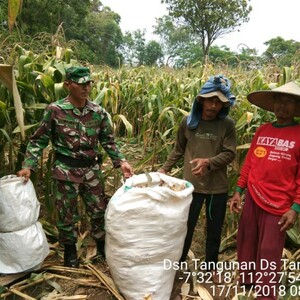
[120,161,134,179]
[17,168,31,183]
[190,158,210,176]
[278,209,297,231]
[229,191,243,213]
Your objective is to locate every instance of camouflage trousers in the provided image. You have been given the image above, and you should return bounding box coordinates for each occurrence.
[53,169,106,245]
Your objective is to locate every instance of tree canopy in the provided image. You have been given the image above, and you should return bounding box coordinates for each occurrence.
[263,37,300,67]
[161,0,252,58]
[2,0,299,68]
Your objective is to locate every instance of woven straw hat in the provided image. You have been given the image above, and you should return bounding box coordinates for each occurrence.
[247,82,300,116]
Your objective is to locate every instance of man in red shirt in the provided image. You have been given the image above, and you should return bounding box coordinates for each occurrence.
[230,82,300,300]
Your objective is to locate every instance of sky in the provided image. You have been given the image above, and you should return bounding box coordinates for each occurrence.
[101,0,300,55]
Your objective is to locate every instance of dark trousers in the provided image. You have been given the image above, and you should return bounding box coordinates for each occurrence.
[180,192,228,265]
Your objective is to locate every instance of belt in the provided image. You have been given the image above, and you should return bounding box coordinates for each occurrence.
[55,153,99,168]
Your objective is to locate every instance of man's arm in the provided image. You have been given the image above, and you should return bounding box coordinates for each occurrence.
[18,106,53,178]
[208,118,236,171]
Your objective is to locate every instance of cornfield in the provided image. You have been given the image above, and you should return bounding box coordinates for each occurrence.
[1,44,300,299]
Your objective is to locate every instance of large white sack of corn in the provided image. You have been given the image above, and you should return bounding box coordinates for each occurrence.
[0,175,40,232]
[0,222,49,274]
[105,172,194,300]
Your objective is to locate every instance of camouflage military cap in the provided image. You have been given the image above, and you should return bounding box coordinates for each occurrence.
[65,66,93,84]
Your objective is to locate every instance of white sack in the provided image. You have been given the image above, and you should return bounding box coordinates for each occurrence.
[105,172,194,300]
[0,175,40,232]
[0,222,49,274]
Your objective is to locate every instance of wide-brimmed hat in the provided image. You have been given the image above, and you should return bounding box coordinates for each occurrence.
[65,66,93,84]
[247,82,300,116]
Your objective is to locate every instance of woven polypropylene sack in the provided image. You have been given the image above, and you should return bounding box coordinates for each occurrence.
[0,222,49,274]
[105,172,194,300]
[0,175,40,232]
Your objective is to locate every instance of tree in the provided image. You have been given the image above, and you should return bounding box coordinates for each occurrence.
[143,40,164,66]
[263,37,300,67]
[4,0,124,67]
[84,5,123,67]
[121,30,163,66]
[161,0,252,60]
[19,0,91,39]
[154,15,199,66]
[153,15,258,68]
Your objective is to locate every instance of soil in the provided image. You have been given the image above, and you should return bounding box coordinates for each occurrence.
[2,207,299,300]
[0,252,251,300]
[0,215,251,300]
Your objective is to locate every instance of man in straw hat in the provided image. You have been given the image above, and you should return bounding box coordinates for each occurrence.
[230,81,300,299]
[159,75,236,281]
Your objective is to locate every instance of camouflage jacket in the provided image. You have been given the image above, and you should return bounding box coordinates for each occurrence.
[22,97,125,182]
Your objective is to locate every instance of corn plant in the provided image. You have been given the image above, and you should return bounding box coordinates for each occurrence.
[1,40,300,260]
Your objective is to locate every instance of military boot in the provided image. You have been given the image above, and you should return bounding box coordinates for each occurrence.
[96,239,106,259]
[64,244,79,268]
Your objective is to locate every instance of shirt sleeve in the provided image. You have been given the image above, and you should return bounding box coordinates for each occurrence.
[98,109,125,168]
[22,106,53,171]
[208,118,236,171]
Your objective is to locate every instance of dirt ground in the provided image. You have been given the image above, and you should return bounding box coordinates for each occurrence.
[2,208,299,300]
[0,248,254,300]
[0,257,245,300]
[0,214,253,300]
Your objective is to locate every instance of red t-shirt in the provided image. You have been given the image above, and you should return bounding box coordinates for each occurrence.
[237,122,300,215]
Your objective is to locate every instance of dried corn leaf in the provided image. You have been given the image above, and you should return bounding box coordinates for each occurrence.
[0,273,27,286]
[231,292,249,300]
[181,282,190,300]
[196,284,213,300]
[9,288,36,300]
[45,279,63,294]
[0,64,25,139]
[86,264,124,300]
[43,293,88,300]
[56,296,87,299]
[187,249,196,261]
[85,244,97,261]
[41,290,60,300]
[282,247,292,258]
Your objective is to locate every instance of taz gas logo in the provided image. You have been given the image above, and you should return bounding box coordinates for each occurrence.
[257,137,295,151]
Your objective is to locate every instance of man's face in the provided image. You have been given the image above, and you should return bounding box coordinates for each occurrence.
[201,97,224,120]
[273,94,298,123]
[65,80,92,101]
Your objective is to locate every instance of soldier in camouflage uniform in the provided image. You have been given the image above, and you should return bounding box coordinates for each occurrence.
[17,66,133,268]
